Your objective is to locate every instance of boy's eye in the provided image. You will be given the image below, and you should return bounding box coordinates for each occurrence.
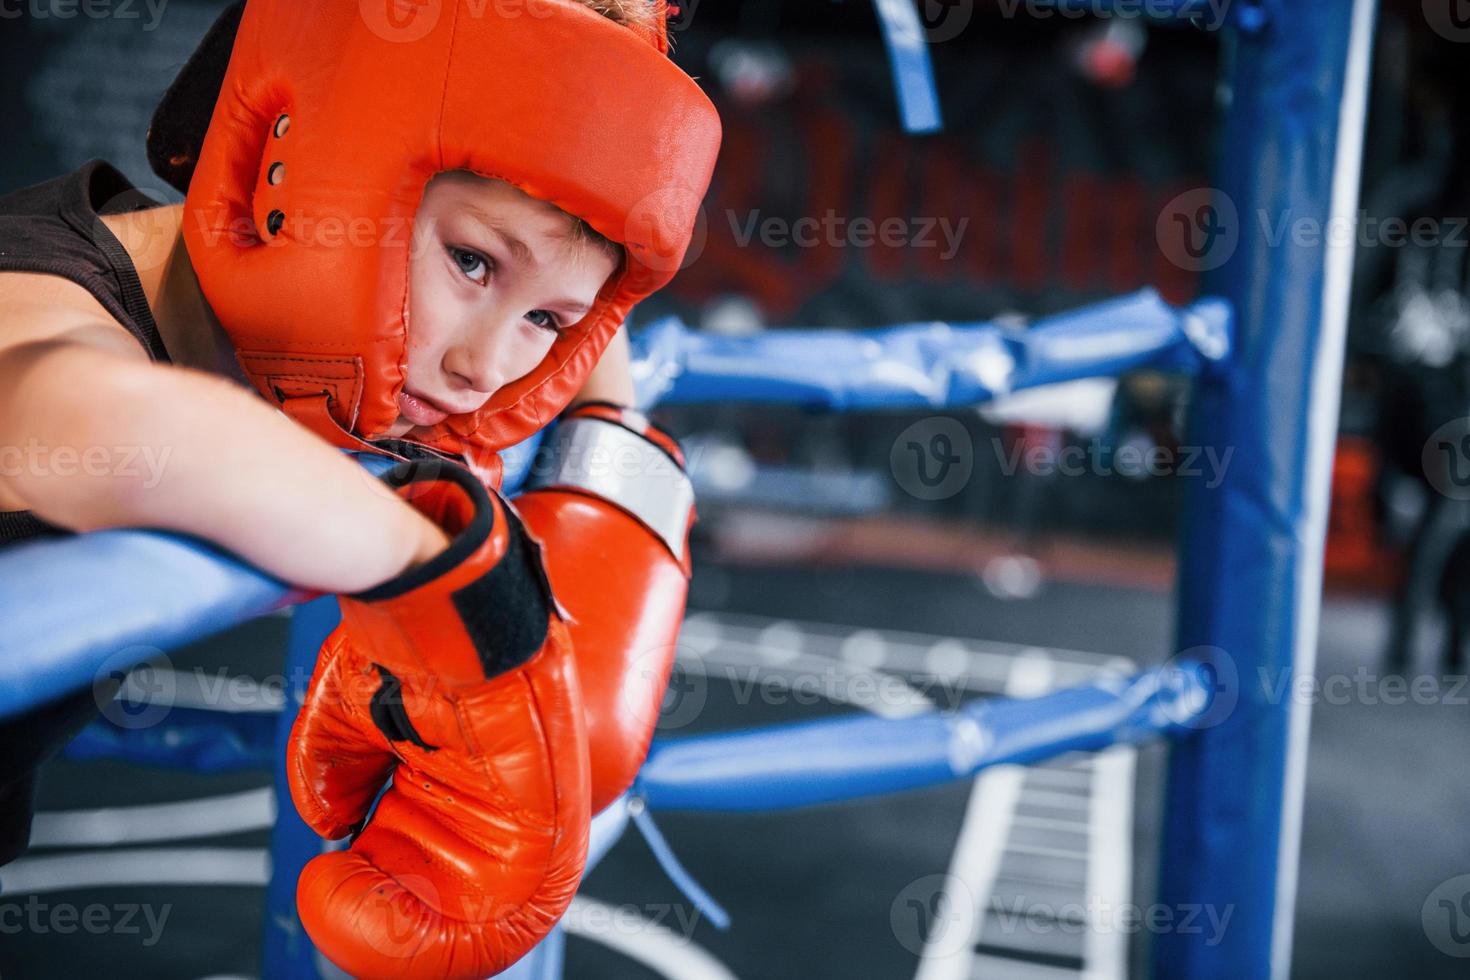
[444,245,559,333]
[448,246,489,283]
[525,310,560,332]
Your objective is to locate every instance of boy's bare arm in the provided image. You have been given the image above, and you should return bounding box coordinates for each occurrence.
[568,324,636,409]
[0,283,447,592]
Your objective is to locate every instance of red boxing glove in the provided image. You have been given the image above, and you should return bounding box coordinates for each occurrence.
[513,403,696,814]
[287,460,590,980]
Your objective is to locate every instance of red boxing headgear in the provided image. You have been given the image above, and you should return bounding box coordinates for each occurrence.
[182,0,721,487]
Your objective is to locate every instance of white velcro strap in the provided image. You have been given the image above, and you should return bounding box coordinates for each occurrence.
[526,416,694,561]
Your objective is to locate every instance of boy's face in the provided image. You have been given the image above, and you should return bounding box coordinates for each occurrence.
[383,171,619,440]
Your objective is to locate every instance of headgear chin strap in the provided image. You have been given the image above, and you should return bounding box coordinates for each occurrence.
[182,0,721,487]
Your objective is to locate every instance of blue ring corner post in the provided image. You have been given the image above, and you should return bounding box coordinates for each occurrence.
[1155,2,1377,979]
[262,596,340,979]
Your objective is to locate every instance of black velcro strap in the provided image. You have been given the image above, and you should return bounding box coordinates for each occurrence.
[450,504,553,679]
[369,665,436,751]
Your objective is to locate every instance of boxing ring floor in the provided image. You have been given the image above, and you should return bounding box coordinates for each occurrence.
[3,548,1464,979]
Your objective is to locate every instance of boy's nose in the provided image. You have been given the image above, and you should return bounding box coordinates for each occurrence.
[444,336,509,400]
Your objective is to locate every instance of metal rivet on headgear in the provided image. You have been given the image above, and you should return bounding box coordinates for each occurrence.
[266,210,285,235]
[267,162,285,185]
[273,114,290,138]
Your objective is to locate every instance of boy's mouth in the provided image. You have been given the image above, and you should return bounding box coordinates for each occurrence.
[397,389,452,428]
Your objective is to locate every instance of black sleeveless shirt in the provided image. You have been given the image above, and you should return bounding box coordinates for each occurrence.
[0,159,172,544]
[0,160,171,864]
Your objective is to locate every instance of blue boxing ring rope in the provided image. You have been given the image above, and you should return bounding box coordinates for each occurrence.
[0,0,1376,976]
